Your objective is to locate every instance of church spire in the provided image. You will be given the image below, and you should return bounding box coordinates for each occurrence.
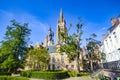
[60,8,64,22]
[56,8,67,45]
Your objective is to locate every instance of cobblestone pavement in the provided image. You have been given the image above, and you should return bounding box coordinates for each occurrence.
[30,76,95,80]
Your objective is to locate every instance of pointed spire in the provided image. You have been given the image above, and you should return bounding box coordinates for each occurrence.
[60,8,64,22]
[34,41,40,48]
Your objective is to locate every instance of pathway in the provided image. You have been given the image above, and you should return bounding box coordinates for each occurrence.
[63,76,95,80]
[30,76,95,80]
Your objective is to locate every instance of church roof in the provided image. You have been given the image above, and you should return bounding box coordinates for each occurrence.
[46,45,56,53]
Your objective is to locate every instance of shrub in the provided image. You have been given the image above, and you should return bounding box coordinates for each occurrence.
[0,72,11,76]
[77,71,90,76]
[0,76,29,80]
[21,70,69,79]
[20,70,31,77]
[98,74,104,80]
[67,71,77,77]
[66,71,89,77]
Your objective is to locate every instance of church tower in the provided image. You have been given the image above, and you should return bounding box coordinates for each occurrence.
[48,27,54,46]
[43,28,54,47]
[56,9,67,44]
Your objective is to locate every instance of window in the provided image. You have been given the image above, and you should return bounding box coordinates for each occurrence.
[57,66,60,69]
[105,40,110,50]
[66,65,68,69]
[48,64,51,70]
[113,32,118,42]
[61,56,64,63]
[52,57,55,62]
[71,65,74,68]
[109,36,113,46]
[52,64,55,70]
[106,40,108,47]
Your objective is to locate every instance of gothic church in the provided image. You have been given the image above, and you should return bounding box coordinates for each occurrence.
[26,9,83,71]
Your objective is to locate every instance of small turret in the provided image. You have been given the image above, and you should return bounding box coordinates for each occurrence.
[34,42,40,48]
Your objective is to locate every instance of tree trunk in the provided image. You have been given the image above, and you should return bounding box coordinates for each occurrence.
[90,60,93,72]
[77,53,80,73]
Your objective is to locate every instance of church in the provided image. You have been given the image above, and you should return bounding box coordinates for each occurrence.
[25,9,83,71]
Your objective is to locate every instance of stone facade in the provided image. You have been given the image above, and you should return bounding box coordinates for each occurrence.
[25,9,83,71]
[44,9,83,71]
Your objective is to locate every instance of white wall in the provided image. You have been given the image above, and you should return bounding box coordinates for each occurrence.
[102,24,120,62]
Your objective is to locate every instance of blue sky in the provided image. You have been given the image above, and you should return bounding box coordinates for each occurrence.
[0,0,120,46]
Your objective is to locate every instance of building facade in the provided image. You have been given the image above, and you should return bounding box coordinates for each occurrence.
[45,9,83,71]
[99,15,120,79]
[101,16,120,62]
[25,9,83,71]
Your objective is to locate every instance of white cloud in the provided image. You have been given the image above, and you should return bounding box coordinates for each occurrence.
[101,27,106,30]
[0,10,49,45]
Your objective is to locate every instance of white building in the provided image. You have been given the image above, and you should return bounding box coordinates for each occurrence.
[101,16,120,62]
[97,15,120,79]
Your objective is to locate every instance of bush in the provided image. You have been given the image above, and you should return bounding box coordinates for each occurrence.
[66,71,89,77]
[67,71,78,77]
[98,74,104,80]
[21,70,69,79]
[20,70,32,77]
[0,76,29,80]
[0,72,11,76]
[77,71,90,76]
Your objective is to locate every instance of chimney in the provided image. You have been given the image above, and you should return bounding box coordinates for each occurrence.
[118,15,120,22]
[111,18,117,26]
[102,34,106,40]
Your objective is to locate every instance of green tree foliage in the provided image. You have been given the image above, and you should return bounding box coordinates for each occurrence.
[100,52,106,61]
[26,46,50,71]
[0,20,31,72]
[59,17,83,72]
[86,33,102,71]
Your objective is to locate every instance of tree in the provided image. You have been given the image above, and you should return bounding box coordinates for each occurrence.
[86,33,102,72]
[26,46,50,71]
[0,20,31,72]
[59,17,83,72]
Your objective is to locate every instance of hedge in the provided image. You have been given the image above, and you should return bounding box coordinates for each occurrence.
[0,76,29,80]
[21,70,69,79]
[67,71,89,77]
[67,71,78,77]
[21,70,90,79]
[0,72,11,76]
[77,72,90,76]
